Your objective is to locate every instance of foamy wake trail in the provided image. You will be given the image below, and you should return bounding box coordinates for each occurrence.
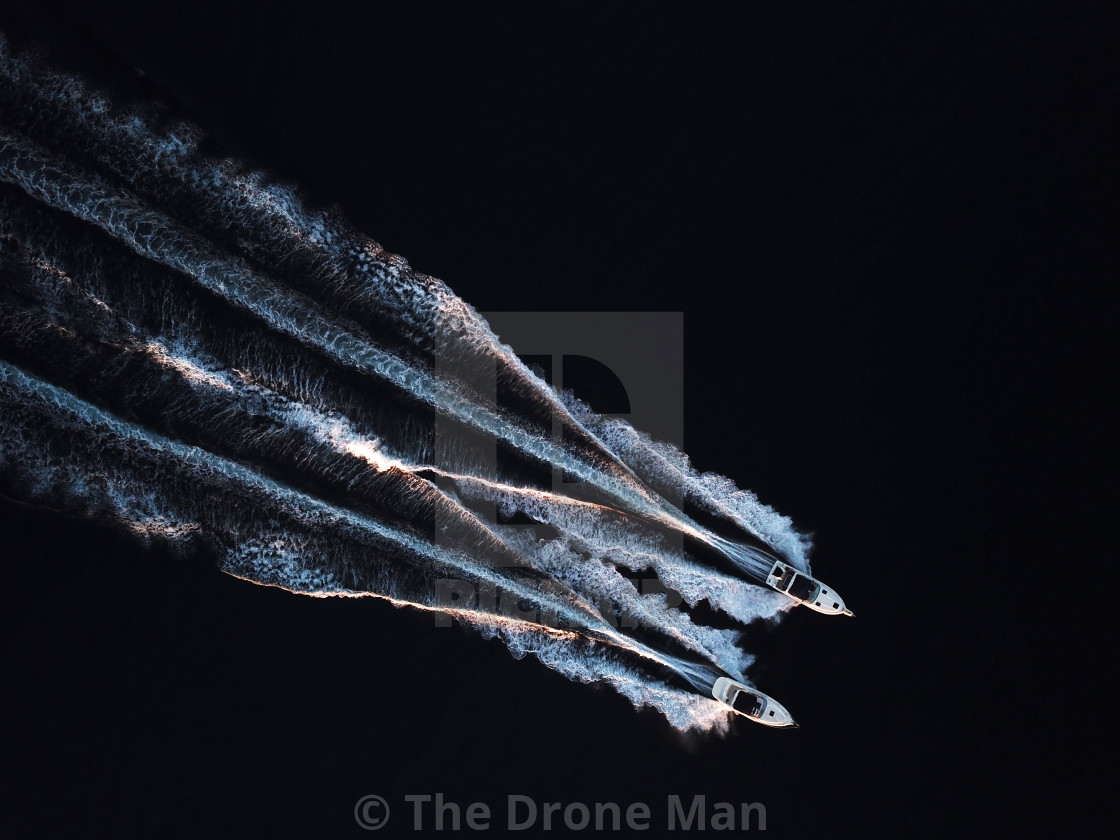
[0,35,813,730]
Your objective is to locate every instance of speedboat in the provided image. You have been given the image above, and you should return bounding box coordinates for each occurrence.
[766,560,853,616]
[712,677,797,728]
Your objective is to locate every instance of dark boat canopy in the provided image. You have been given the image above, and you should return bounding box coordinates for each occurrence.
[786,573,821,602]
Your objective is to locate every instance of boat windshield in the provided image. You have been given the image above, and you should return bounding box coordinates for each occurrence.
[787,573,821,602]
[732,690,764,718]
